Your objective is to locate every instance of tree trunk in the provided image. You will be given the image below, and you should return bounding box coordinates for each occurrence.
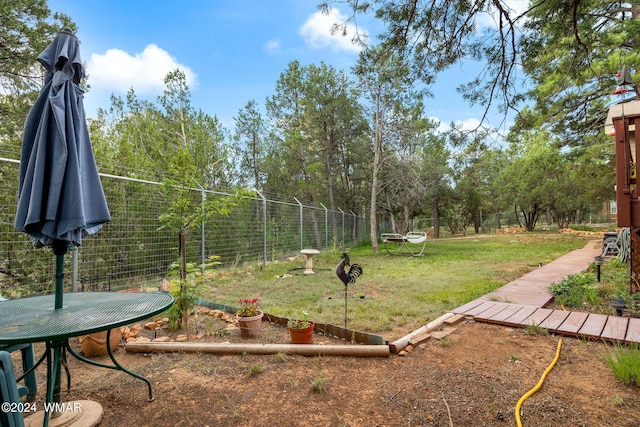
[179,230,189,331]
[514,205,522,228]
[474,208,481,235]
[310,208,323,249]
[370,111,383,253]
[433,198,441,238]
[402,203,410,235]
[522,206,540,231]
[389,210,397,234]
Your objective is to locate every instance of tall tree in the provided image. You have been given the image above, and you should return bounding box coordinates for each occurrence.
[417,129,452,238]
[0,0,73,152]
[266,61,313,196]
[233,100,268,190]
[158,70,230,189]
[323,0,529,122]
[303,63,368,240]
[522,1,640,140]
[266,60,368,247]
[353,46,428,251]
[501,126,564,231]
[325,0,637,135]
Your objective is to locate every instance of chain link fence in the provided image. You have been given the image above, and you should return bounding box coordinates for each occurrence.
[0,157,367,298]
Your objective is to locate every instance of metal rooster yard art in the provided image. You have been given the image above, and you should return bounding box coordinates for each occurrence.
[336,252,363,339]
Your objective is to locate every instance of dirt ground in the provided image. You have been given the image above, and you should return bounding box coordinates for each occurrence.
[18,308,640,427]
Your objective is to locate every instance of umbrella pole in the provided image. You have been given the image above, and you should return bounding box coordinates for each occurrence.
[52,240,68,309]
[54,255,64,309]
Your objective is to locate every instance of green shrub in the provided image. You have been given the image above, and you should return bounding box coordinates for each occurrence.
[549,273,599,308]
[549,273,597,295]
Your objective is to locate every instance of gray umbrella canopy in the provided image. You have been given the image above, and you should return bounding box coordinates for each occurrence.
[15,28,110,249]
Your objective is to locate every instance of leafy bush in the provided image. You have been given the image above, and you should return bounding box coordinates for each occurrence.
[549,273,598,308]
[167,255,219,329]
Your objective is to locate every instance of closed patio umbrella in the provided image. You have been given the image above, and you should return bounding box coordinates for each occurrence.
[14,27,110,309]
[13,27,110,425]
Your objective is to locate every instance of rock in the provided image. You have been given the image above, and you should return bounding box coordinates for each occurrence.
[176,334,188,342]
[134,337,151,343]
[153,336,171,342]
[144,322,158,330]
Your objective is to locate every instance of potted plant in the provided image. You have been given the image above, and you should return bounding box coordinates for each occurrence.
[287,312,314,344]
[236,298,263,338]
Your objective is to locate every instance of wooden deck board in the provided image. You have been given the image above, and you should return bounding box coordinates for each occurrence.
[601,316,629,342]
[486,304,527,323]
[461,301,498,317]
[625,318,640,343]
[555,311,589,335]
[447,244,640,344]
[453,300,486,315]
[501,305,539,326]
[523,308,553,327]
[472,302,513,322]
[578,314,608,338]
[539,310,571,332]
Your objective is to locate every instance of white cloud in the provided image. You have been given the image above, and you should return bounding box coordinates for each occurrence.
[86,44,197,95]
[299,8,366,53]
[431,116,486,134]
[265,39,281,53]
[476,0,529,30]
[457,118,483,131]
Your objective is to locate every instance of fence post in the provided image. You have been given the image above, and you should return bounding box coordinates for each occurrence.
[338,208,345,249]
[320,203,328,250]
[349,210,356,245]
[254,189,267,268]
[294,197,303,251]
[72,247,78,292]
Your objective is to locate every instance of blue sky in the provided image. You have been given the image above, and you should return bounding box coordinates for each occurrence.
[47,0,526,134]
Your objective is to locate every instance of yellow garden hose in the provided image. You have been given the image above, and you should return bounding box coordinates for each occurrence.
[515,339,563,427]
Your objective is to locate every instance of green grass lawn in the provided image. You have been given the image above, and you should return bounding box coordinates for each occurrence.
[200,233,592,337]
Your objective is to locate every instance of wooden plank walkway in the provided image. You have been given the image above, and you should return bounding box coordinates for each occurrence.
[451,241,640,344]
[454,301,637,343]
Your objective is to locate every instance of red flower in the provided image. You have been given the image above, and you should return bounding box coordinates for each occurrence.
[237,298,260,317]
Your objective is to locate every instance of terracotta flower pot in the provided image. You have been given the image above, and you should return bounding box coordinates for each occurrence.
[79,328,121,357]
[237,310,264,338]
[289,321,314,344]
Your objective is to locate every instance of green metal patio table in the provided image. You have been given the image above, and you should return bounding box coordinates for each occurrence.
[0,291,173,426]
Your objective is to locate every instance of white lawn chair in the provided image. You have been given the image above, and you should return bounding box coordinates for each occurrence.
[381,231,427,257]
